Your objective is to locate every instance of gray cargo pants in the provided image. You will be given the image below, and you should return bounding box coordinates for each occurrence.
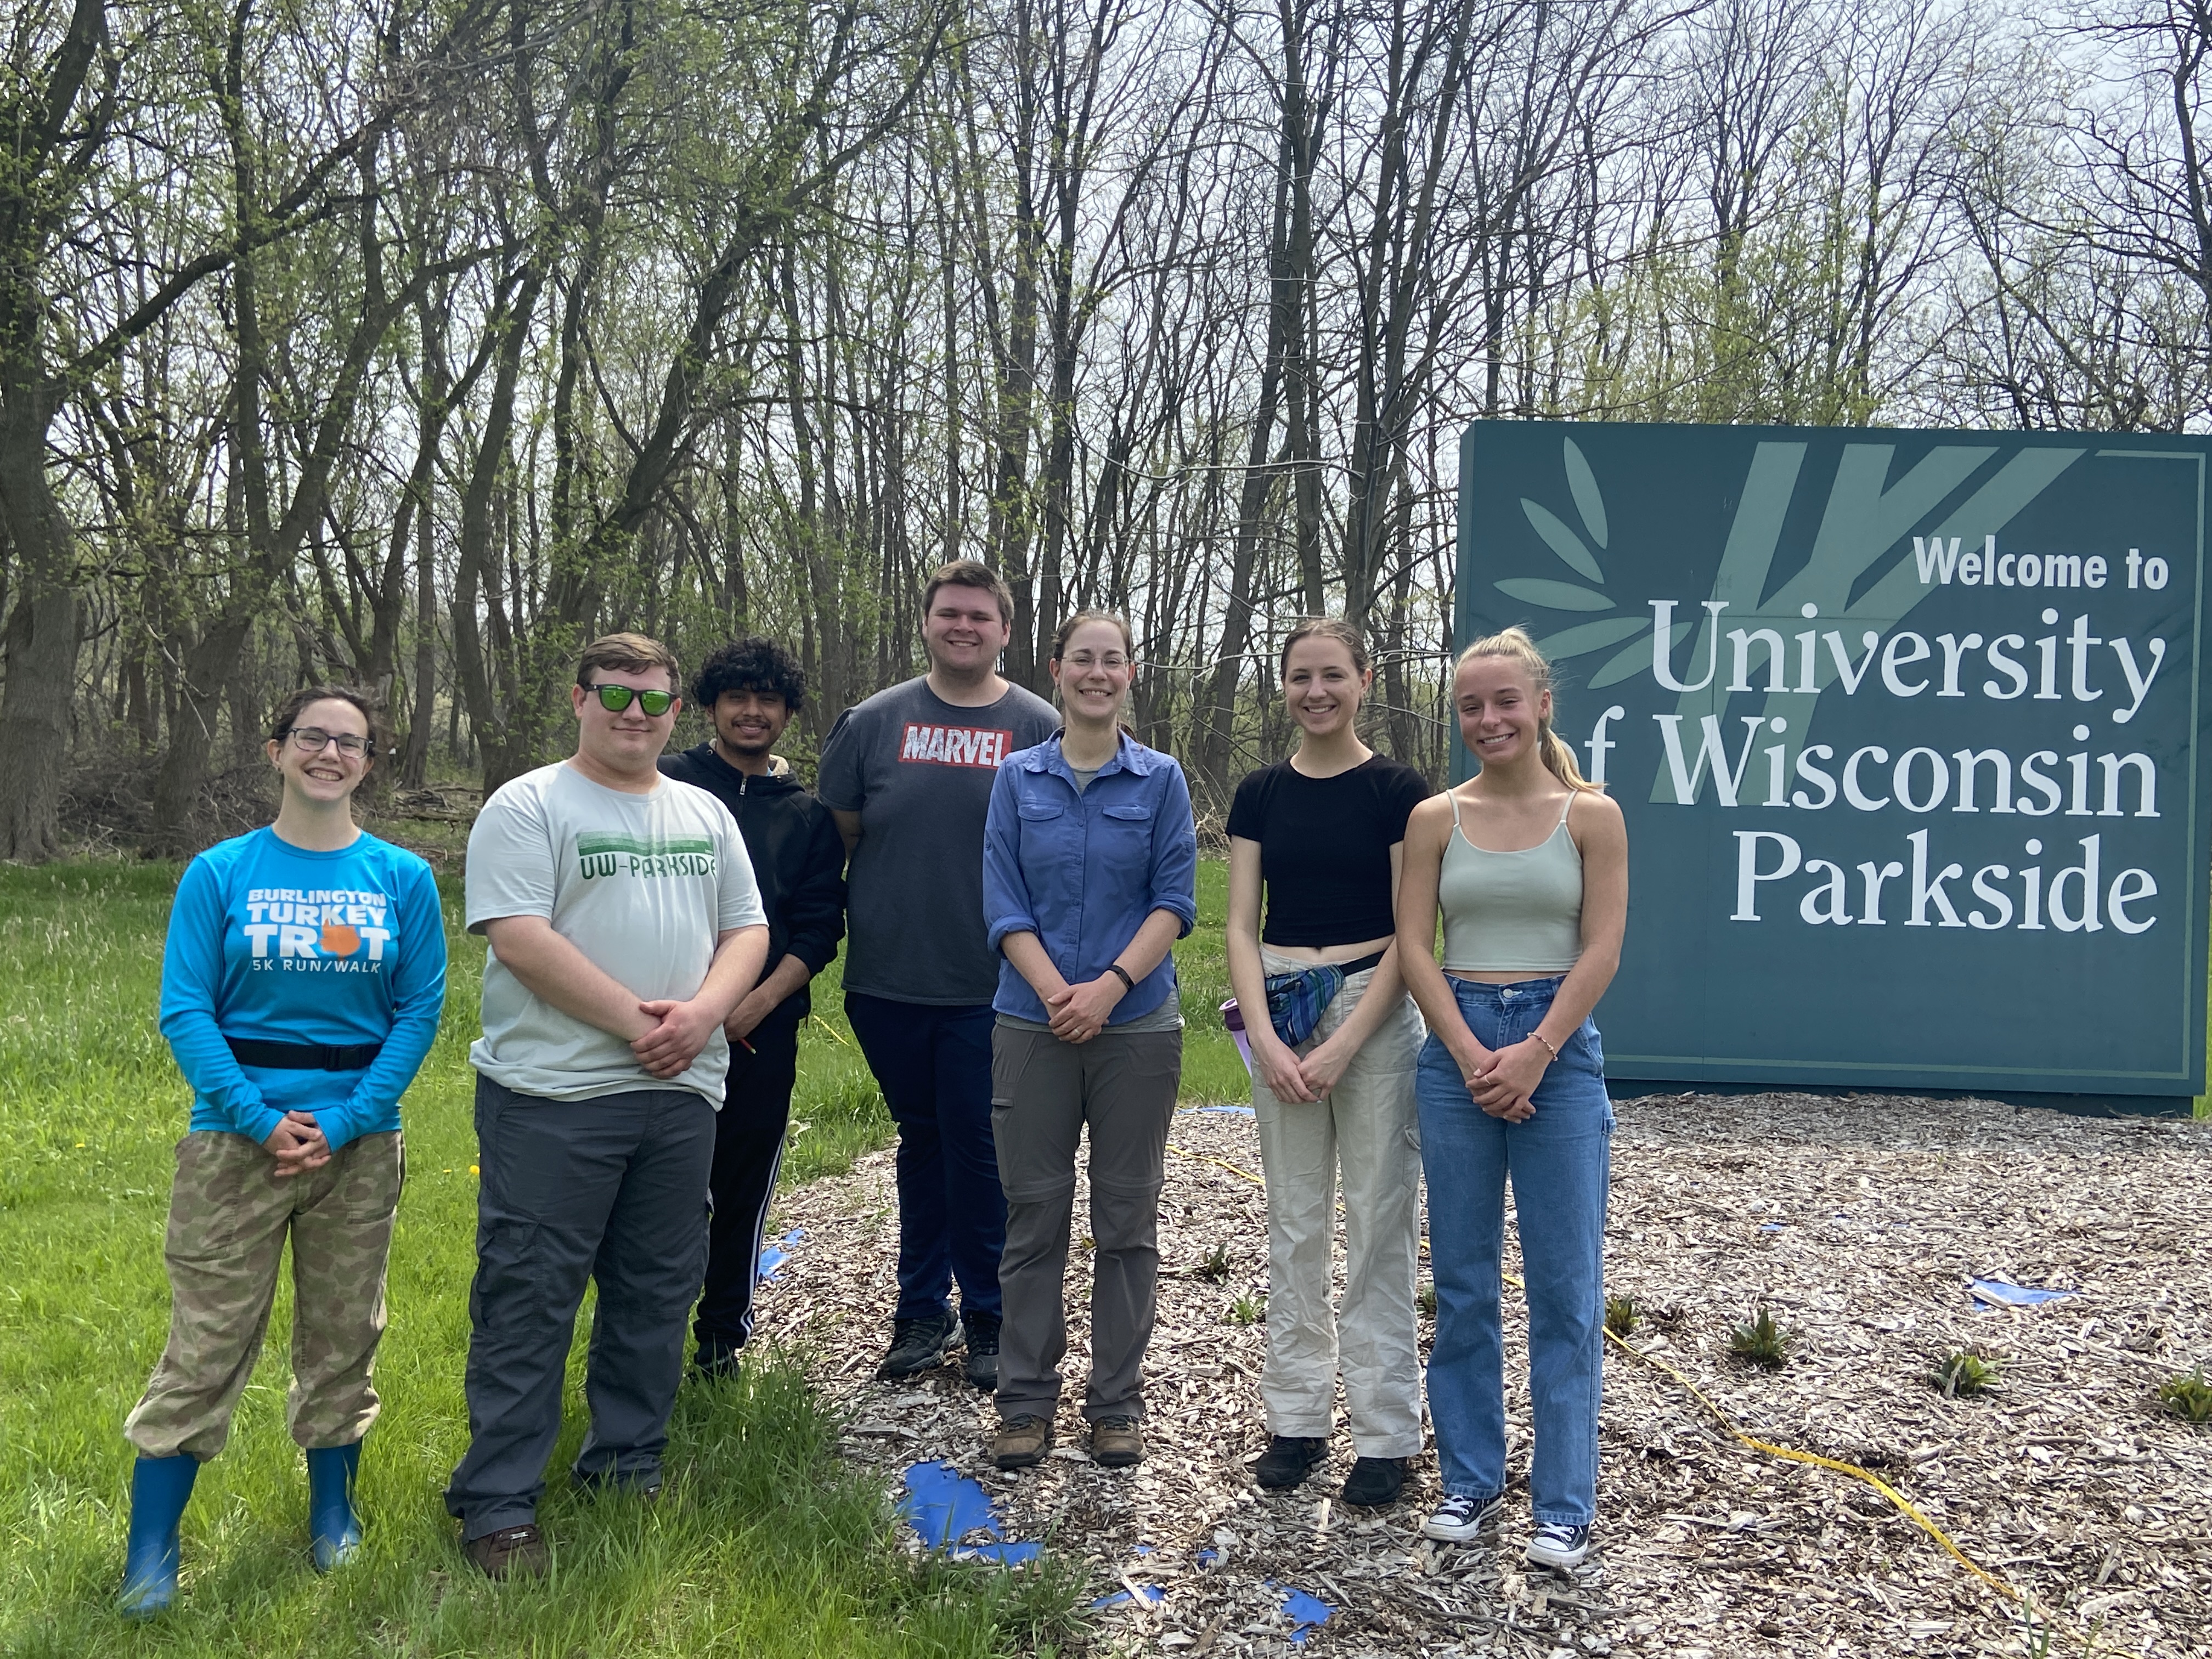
[444,1075,715,1541]
[990,1023,1181,1424]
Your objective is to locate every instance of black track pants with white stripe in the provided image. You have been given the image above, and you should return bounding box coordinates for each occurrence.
[694,1011,800,1356]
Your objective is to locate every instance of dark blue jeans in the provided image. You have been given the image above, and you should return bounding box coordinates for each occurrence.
[845,993,1005,1322]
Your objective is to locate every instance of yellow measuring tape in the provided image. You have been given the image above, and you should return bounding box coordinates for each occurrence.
[1164,1139,2129,1656]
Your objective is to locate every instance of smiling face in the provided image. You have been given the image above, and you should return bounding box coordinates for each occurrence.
[1454,654,1550,770]
[267,697,373,807]
[1049,619,1133,725]
[712,686,793,760]
[921,582,1012,679]
[1282,635,1370,740]
[572,662,681,778]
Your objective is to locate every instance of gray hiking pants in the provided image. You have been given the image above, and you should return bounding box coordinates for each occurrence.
[990,1023,1181,1424]
[444,1075,715,1540]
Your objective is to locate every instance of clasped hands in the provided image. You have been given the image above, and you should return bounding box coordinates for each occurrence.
[633,995,726,1077]
[1252,1031,1355,1104]
[261,1111,330,1178]
[1454,1035,1553,1122]
[1042,973,1125,1043]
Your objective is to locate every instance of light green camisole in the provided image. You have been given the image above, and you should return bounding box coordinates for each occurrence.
[1438,790,1584,973]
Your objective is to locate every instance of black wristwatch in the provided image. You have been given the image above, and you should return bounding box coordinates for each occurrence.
[1106,963,1136,993]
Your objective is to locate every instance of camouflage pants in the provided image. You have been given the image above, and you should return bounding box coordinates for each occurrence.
[124,1128,404,1460]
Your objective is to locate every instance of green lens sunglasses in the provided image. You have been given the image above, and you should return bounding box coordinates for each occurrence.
[586,684,677,716]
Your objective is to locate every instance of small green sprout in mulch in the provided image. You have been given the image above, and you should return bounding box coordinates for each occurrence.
[1195,1242,1232,1283]
[1604,1295,1638,1339]
[2157,1369,2212,1425]
[1931,1350,2002,1397]
[1417,1280,1437,1319]
[1228,1292,1267,1327]
[1728,1306,1793,1369]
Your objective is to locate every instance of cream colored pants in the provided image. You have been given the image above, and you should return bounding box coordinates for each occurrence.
[1251,947,1425,1457]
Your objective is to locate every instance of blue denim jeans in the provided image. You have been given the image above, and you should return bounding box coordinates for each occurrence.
[1415,976,1612,1527]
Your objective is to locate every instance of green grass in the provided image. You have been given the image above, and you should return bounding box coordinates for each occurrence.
[0,862,1101,1656]
[0,857,1249,1654]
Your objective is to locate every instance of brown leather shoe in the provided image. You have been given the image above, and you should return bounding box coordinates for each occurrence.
[1090,1416,1144,1468]
[991,1415,1054,1470]
[463,1523,549,1580]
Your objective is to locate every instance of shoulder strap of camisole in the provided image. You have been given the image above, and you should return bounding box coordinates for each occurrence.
[1556,792,1576,831]
[1449,788,1466,835]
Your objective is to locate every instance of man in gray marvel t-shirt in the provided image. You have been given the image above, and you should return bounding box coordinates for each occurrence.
[816,561,1058,1388]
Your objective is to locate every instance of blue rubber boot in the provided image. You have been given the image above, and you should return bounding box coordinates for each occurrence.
[119,1454,198,1618]
[306,1442,363,1572]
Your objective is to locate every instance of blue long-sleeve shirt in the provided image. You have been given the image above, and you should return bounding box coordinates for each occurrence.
[983,733,1199,1025]
[159,827,448,1150]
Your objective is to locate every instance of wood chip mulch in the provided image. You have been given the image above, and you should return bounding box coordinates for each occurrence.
[760,1093,2212,1658]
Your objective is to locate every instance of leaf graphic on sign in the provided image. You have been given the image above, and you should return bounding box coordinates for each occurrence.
[1497,437,1635,668]
[1519,499,1605,584]
[1564,438,1608,548]
[1497,577,1611,611]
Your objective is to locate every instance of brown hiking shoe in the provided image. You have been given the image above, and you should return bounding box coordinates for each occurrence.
[1090,1417,1144,1468]
[464,1523,549,1580]
[992,1415,1054,1470]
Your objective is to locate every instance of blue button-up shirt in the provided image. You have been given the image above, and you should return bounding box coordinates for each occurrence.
[982,732,1199,1025]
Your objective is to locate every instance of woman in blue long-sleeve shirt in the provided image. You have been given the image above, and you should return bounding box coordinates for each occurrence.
[120,686,446,1616]
[980,611,1197,1473]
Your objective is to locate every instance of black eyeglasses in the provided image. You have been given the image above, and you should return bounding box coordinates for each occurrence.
[585,684,677,716]
[284,727,373,759]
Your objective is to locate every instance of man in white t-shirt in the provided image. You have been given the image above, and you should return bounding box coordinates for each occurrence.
[444,633,769,1580]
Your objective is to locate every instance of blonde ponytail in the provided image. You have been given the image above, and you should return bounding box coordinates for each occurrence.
[1457,626,1602,792]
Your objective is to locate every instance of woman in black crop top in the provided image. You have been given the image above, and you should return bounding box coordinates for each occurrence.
[1225,618,1432,1509]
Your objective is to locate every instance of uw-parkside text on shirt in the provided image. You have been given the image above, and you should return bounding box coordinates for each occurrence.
[465,763,768,1105]
[817,676,1059,1003]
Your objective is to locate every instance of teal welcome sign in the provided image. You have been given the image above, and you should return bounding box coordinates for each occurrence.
[1458,420,2212,1104]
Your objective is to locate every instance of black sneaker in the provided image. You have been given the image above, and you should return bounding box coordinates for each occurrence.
[1340,1455,1407,1506]
[1252,1435,1328,1489]
[1526,1521,1593,1570]
[876,1311,959,1380]
[692,1339,741,1383]
[961,1310,1001,1392]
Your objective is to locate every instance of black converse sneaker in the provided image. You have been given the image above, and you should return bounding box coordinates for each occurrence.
[1526,1521,1593,1570]
[1422,1493,1506,1543]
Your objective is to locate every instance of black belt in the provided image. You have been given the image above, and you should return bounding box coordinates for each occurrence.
[226,1037,383,1071]
[1335,949,1387,977]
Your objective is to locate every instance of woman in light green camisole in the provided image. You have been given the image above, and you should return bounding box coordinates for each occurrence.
[1396,626,1628,1572]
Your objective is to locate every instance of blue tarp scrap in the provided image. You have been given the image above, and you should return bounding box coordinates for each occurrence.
[1970,1277,2076,1310]
[756,1226,806,1284]
[1092,1584,1166,1610]
[1195,1547,1220,1566]
[1182,1104,1257,1116]
[896,1462,1041,1566]
[1263,1581,1332,1645]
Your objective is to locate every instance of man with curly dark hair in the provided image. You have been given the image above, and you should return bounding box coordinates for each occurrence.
[659,636,845,1379]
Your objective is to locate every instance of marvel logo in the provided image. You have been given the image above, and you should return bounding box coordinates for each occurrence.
[900,723,1013,768]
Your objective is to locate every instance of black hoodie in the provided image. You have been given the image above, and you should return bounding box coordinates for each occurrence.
[658,742,845,1032]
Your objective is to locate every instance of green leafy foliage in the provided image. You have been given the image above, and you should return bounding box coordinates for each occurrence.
[1727,1307,1794,1369]
[2157,1370,2212,1425]
[1604,1295,1639,1339]
[1931,1350,2002,1397]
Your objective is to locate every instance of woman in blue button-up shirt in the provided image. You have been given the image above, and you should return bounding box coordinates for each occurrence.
[979,610,1198,1474]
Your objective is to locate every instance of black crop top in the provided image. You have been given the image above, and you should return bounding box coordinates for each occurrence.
[1226,755,1432,946]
